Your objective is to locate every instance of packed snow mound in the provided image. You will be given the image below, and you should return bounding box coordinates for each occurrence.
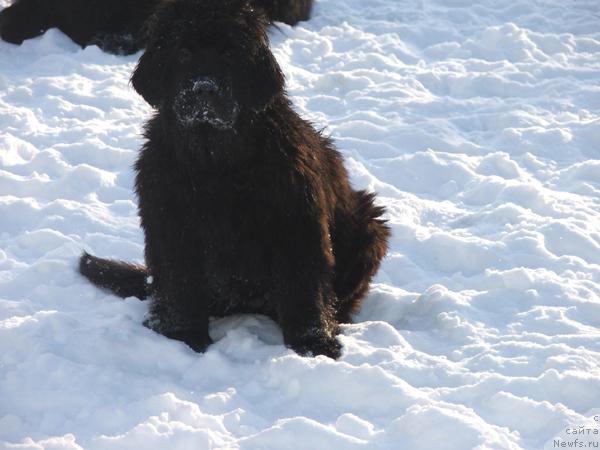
[1,0,599,449]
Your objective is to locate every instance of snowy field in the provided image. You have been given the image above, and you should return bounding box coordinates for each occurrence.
[1,0,600,448]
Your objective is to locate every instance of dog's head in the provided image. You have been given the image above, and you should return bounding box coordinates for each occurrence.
[131,0,285,130]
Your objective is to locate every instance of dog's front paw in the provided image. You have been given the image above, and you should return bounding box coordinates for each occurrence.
[286,329,342,359]
[165,329,213,353]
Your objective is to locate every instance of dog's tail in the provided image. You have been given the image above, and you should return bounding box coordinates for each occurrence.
[79,252,148,299]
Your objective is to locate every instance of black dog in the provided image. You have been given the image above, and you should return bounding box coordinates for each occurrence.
[0,0,313,54]
[79,0,389,359]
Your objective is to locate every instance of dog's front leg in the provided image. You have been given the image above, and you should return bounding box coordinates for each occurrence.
[274,222,342,359]
[144,268,213,353]
[142,232,213,353]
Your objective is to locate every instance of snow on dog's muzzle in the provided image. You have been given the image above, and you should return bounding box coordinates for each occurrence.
[173,76,239,130]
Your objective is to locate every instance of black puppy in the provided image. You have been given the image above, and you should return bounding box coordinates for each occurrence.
[80,0,389,359]
[0,0,313,54]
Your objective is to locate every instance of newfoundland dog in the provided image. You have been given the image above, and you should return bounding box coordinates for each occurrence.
[0,0,313,54]
[79,0,389,359]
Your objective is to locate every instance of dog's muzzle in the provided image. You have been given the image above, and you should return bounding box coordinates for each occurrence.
[173,77,239,130]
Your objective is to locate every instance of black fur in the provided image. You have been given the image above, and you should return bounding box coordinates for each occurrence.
[79,252,148,299]
[0,0,154,54]
[80,0,389,358]
[254,0,312,26]
[0,0,313,54]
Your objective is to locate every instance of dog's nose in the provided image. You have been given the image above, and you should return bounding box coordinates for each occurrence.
[173,76,238,130]
[191,78,220,95]
[189,78,224,106]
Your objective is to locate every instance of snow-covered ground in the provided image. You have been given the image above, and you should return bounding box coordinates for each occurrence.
[1,0,599,448]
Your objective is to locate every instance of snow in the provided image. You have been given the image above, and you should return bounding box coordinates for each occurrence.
[1,0,599,449]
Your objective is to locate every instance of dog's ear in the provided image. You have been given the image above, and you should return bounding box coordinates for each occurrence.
[235,44,285,111]
[131,47,169,108]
